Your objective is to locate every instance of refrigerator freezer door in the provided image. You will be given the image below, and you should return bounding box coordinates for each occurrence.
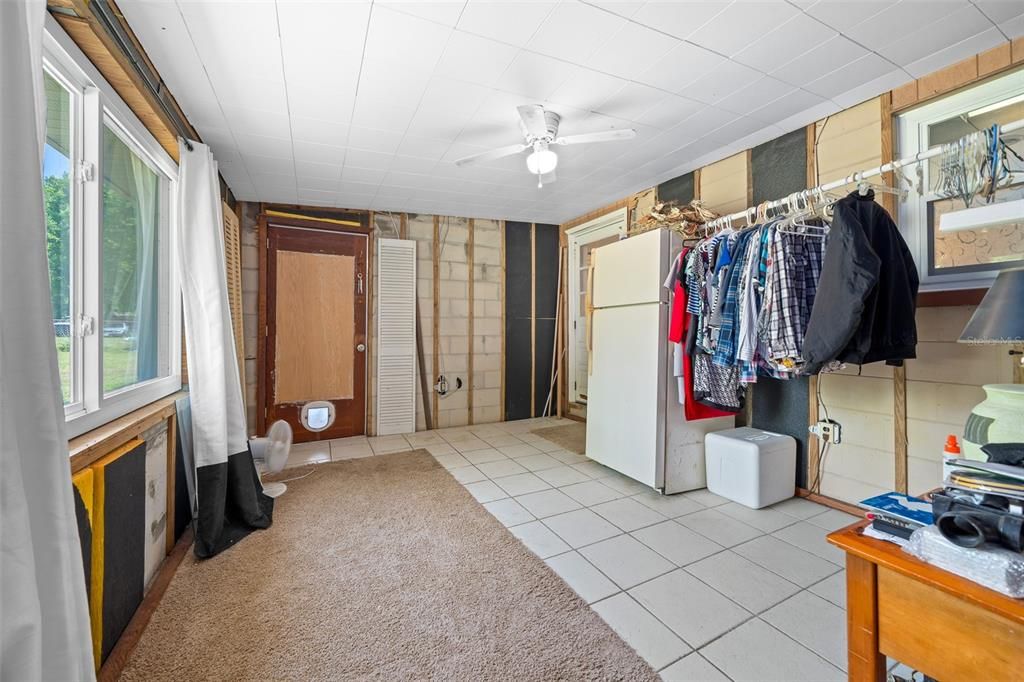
[585,302,665,488]
[591,229,668,309]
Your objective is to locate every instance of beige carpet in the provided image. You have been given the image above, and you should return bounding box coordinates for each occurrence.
[532,422,586,454]
[121,450,655,681]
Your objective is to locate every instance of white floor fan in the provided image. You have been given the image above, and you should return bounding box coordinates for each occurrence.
[249,420,292,498]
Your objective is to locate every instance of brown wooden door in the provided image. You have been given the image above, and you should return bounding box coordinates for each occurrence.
[265,223,367,442]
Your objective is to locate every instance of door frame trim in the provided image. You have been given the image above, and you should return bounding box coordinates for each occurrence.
[565,208,626,405]
[256,209,370,436]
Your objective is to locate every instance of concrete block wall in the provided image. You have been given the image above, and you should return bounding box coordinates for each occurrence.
[407,213,436,432]
[473,219,503,425]
[436,216,470,429]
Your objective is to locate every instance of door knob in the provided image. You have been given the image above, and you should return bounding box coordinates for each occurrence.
[356,343,366,352]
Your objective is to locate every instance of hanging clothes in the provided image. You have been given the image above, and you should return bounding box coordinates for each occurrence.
[801,190,919,374]
[665,249,735,419]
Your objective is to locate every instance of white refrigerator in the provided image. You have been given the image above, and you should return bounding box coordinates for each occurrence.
[585,229,734,494]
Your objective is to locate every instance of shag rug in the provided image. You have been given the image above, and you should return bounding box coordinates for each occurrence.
[531,421,587,454]
[120,449,654,681]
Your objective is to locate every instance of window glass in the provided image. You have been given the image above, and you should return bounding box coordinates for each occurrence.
[925,94,1024,275]
[102,125,160,394]
[43,72,73,404]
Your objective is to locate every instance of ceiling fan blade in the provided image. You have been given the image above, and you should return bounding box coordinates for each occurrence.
[517,104,549,139]
[555,129,636,146]
[454,143,527,167]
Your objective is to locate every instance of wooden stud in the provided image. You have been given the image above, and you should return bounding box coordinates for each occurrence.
[880,92,909,494]
[500,220,507,422]
[693,168,702,200]
[806,122,821,491]
[69,394,182,473]
[164,410,177,555]
[467,218,475,425]
[530,223,537,417]
[433,216,441,426]
[745,148,754,207]
[256,212,269,436]
[400,212,408,240]
[557,246,567,418]
[978,43,1012,77]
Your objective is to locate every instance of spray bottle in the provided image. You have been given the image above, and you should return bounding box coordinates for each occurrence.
[942,434,961,483]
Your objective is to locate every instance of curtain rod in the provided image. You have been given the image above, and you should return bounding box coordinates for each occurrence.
[704,116,1024,228]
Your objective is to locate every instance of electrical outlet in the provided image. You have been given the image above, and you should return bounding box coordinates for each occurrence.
[809,419,842,444]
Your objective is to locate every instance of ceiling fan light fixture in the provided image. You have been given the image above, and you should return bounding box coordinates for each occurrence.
[526,147,558,175]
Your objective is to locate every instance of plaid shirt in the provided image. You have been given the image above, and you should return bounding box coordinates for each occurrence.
[712,230,755,368]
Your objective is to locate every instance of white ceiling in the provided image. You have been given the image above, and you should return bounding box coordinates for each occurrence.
[119,0,1024,224]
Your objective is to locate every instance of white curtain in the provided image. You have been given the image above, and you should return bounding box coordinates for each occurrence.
[129,153,158,381]
[176,141,247,469]
[0,1,96,679]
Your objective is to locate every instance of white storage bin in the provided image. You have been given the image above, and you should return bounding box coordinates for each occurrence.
[705,427,796,509]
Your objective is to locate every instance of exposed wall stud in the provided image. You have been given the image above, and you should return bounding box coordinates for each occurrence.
[432,216,440,425]
[467,218,475,425]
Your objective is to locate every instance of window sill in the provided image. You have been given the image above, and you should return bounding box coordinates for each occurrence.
[69,390,187,473]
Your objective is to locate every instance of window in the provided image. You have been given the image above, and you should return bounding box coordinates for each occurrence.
[43,17,180,438]
[566,209,626,405]
[897,69,1024,290]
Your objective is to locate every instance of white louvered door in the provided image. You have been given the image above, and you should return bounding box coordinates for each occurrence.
[376,239,417,435]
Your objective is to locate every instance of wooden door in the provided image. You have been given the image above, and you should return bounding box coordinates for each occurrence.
[264,221,368,441]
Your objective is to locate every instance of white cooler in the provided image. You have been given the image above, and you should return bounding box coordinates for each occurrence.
[705,427,796,509]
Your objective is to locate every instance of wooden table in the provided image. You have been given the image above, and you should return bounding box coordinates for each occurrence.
[828,522,1024,682]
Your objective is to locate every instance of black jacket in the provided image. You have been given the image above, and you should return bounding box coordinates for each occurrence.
[802,191,919,374]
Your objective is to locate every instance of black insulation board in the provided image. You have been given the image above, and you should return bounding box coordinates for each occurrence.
[174,422,192,542]
[100,441,146,662]
[533,224,559,415]
[72,483,92,605]
[751,128,807,205]
[504,222,533,421]
[658,172,695,205]
[749,127,811,486]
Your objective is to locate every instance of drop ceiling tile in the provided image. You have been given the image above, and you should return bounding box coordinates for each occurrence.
[972,0,1024,23]
[297,189,337,206]
[746,88,827,124]
[295,160,343,181]
[277,1,369,63]
[362,6,453,71]
[293,140,347,166]
[232,132,293,160]
[396,135,451,159]
[636,41,727,93]
[800,0,891,32]
[342,166,389,185]
[732,12,838,74]
[903,26,1005,78]
[831,68,911,109]
[1003,14,1024,38]
[495,51,578,100]
[587,20,680,80]
[803,52,898,99]
[630,1,731,39]
[843,0,967,53]
[548,67,630,111]
[377,0,467,27]
[686,60,763,105]
[456,0,558,47]
[219,106,290,138]
[356,58,432,110]
[716,76,794,117]
[434,31,521,87]
[879,4,993,66]
[770,35,869,87]
[687,1,801,57]
[351,98,417,134]
[347,126,405,154]
[388,155,440,174]
[527,0,626,64]
[594,82,669,123]
[291,117,349,147]
[705,114,773,145]
[298,176,343,193]
[241,152,294,176]
[342,148,393,171]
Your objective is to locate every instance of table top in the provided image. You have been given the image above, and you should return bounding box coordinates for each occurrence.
[827,521,1024,623]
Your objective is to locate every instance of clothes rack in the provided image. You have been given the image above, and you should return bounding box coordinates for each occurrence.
[704,117,1024,230]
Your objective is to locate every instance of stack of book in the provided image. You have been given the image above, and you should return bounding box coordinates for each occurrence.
[858,492,934,544]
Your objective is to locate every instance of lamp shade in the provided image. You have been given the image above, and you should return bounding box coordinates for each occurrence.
[958,268,1024,344]
[526,148,557,175]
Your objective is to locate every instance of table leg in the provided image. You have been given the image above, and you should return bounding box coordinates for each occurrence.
[846,554,886,681]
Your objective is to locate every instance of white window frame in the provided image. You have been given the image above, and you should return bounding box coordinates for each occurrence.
[896,68,1024,291]
[566,208,626,405]
[45,15,181,439]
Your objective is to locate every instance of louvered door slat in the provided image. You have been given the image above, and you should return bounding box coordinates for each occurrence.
[376,239,417,435]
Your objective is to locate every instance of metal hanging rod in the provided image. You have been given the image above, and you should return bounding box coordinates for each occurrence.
[704,116,1024,229]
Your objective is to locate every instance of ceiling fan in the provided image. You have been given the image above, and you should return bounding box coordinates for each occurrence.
[454,104,637,188]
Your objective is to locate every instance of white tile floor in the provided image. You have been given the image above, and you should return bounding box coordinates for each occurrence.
[283,417,865,681]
